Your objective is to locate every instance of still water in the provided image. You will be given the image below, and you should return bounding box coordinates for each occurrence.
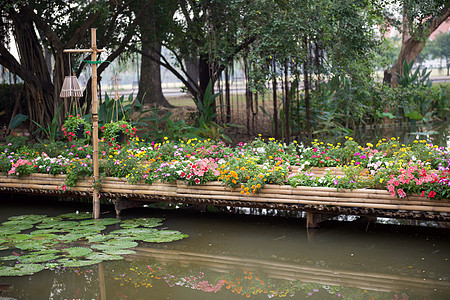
[0,198,449,300]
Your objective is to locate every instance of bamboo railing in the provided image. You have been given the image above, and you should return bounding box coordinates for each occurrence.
[0,173,449,214]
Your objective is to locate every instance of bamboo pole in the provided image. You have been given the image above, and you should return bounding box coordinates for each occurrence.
[91,28,100,219]
[63,28,104,219]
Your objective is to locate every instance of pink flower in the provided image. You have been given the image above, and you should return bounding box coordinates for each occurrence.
[397,188,406,198]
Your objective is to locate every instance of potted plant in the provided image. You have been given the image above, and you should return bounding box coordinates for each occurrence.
[101,120,137,144]
[62,115,92,142]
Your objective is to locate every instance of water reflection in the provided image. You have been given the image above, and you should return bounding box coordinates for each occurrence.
[1,189,450,299]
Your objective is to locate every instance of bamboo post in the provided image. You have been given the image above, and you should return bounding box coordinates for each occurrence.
[64,28,104,219]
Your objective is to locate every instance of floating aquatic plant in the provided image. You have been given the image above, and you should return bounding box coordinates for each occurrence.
[0,264,45,277]
[103,249,136,255]
[59,258,102,268]
[18,253,60,264]
[59,212,92,219]
[142,230,189,243]
[0,212,188,277]
[120,218,164,229]
[85,252,123,261]
[63,247,93,258]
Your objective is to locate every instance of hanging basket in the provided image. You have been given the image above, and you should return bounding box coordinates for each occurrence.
[60,76,83,98]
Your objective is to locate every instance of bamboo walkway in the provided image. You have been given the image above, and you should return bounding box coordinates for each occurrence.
[0,173,448,227]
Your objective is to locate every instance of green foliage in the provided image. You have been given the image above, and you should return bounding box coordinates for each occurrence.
[193,80,233,142]
[62,115,92,142]
[9,114,29,130]
[396,60,431,88]
[30,103,64,143]
[141,107,196,142]
[5,133,29,150]
[0,212,189,276]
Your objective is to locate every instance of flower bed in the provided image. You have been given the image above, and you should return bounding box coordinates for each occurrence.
[1,174,449,214]
[0,135,449,203]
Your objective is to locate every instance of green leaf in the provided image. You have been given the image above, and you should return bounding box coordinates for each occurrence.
[61,259,102,268]
[10,114,29,130]
[63,247,93,258]
[142,230,189,243]
[85,252,123,261]
[103,249,136,255]
[0,264,45,276]
[18,253,60,263]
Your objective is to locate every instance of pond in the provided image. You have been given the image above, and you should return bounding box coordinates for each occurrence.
[0,198,449,300]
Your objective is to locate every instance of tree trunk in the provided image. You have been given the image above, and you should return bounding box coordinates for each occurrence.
[225,66,231,123]
[136,1,172,108]
[137,42,172,107]
[385,6,450,86]
[303,37,311,138]
[10,9,60,131]
[284,60,290,143]
[272,60,279,139]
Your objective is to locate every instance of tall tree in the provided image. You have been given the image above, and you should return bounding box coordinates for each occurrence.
[385,1,449,85]
[0,0,149,130]
[134,0,177,107]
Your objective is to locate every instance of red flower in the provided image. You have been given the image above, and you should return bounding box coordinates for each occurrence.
[194,178,200,184]
[421,191,425,198]
[428,191,436,198]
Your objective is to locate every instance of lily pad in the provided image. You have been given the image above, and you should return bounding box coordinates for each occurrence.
[0,255,19,261]
[87,234,111,243]
[120,218,164,229]
[58,212,92,220]
[0,227,20,236]
[111,228,157,236]
[58,233,86,242]
[104,240,138,249]
[63,247,93,258]
[15,241,48,251]
[103,249,136,255]
[85,252,123,261]
[36,218,64,229]
[18,253,60,263]
[30,229,60,236]
[7,214,47,223]
[61,259,102,268]
[142,230,189,243]
[0,263,45,276]
[6,234,32,242]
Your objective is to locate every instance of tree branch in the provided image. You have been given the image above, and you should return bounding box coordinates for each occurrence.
[97,0,153,76]
[0,43,39,86]
[130,44,200,98]
[21,5,64,50]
